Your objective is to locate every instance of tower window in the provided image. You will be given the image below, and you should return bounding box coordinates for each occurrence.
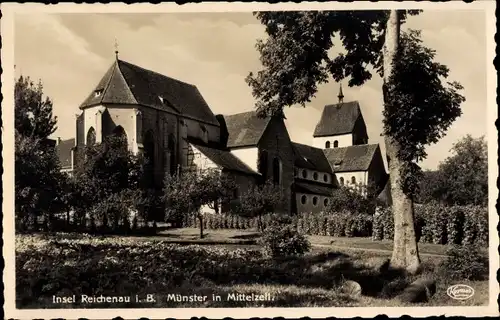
[302,169,307,179]
[333,140,339,148]
[323,174,328,182]
[313,172,318,181]
[313,196,318,206]
[325,141,331,149]
[272,157,282,186]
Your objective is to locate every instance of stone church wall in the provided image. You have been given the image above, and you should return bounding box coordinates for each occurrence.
[257,116,295,214]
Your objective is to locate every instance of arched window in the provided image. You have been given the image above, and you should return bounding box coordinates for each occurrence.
[112,125,128,149]
[313,196,318,206]
[258,150,268,179]
[323,174,328,182]
[339,177,344,186]
[325,141,331,149]
[351,176,356,184]
[302,169,307,179]
[86,127,96,146]
[144,130,155,186]
[333,140,339,148]
[313,172,318,181]
[301,195,307,205]
[168,134,176,175]
[324,198,329,207]
[272,157,282,186]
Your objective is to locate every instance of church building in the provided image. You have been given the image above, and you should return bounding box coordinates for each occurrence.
[57,57,389,215]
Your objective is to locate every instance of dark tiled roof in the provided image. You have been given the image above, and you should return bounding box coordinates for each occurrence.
[190,142,260,176]
[295,182,334,197]
[313,101,361,137]
[56,138,75,168]
[223,111,271,148]
[80,59,219,126]
[323,144,379,172]
[292,142,333,174]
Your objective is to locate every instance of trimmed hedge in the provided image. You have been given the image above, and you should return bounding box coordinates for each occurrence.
[372,204,488,245]
[181,203,488,245]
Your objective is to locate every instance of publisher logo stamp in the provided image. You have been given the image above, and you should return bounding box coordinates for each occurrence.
[447,284,475,300]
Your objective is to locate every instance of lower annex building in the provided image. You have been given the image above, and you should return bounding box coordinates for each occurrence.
[56,57,390,215]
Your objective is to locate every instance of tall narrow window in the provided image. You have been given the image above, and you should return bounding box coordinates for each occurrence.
[339,177,344,186]
[144,130,155,187]
[325,141,331,149]
[258,150,268,179]
[333,140,339,148]
[272,157,282,186]
[351,176,356,184]
[112,125,128,150]
[168,134,176,175]
[86,127,96,146]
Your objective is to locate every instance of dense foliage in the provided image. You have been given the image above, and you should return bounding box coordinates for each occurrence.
[383,30,465,194]
[70,135,150,233]
[15,76,67,232]
[439,245,488,281]
[372,204,488,246]
[326,186,377,215]
[163,169,236,238]
[422,135,488,206]
[239,180,285,231]
[260,214,311,258]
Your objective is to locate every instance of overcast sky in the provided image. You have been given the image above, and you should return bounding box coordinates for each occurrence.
[14,10,487,170]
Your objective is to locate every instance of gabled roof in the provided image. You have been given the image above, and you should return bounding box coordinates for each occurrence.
[80,59,219,126]
[189,142,260,176]
[292,142,333,174]
[295,181,334,197]
[222,111,272,148]
[313,101,362,137]
[323,144,379,172]
[56,138,75,168]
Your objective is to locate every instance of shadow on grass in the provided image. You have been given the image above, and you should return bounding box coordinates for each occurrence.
[16,235,414,308]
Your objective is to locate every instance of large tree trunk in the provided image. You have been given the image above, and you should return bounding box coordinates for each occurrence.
[383,10,421,274]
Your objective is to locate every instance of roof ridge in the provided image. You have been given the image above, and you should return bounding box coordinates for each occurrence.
[118,59,196,89]
[100,60,118,102]
[110,60,139,105]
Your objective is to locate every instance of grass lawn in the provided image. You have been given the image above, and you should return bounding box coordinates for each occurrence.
[15,232,489,309]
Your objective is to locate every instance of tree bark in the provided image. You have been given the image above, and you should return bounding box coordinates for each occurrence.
[383,10,421,274]
[197,212,204,239]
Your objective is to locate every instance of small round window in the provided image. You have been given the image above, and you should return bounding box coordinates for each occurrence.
[313,172,318,180]
[302,170,307,179]
[301,195,307,204]
[313,196,318,206]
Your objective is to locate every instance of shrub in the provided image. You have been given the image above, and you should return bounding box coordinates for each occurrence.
[439,245,488,281]
[260,215,311,258]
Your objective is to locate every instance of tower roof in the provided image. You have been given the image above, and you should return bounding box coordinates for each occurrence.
[79,59,220,126]
[313,101,362,137]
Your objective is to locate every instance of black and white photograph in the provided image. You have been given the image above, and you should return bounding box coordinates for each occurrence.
[2,1,498,319]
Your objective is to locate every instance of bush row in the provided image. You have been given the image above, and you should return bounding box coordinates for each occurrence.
[372,204,488,245]
[182,203,488,245]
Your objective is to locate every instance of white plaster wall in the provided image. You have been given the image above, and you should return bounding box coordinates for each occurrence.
[335,171,368,189]
[313,133,352,149]
[190,145,219,171]
[230,147,259,172]
[83,105,105,144]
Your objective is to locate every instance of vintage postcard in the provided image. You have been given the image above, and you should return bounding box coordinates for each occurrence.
[2,1,498,319]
